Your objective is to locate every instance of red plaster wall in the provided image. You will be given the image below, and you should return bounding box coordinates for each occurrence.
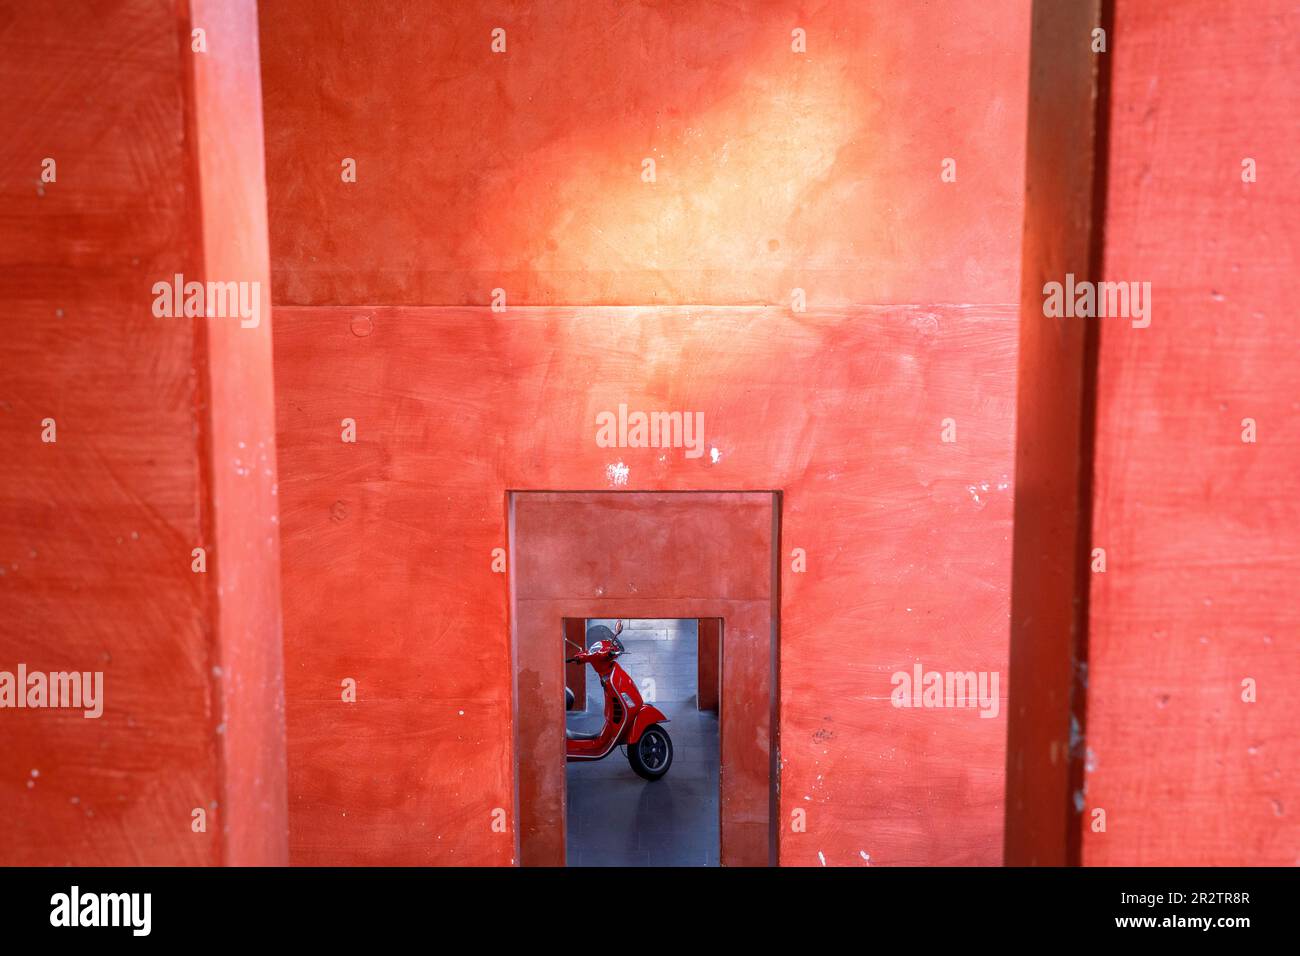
[258,0,1028,308]
[0,0,286,865]
[1081,0,1300,865]
[262,0,1029,866]
[511,493,774,866]
[273,305,1019,865]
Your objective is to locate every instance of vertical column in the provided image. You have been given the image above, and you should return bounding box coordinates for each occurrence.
[1004,0,1106,866]
[188,0,289,867]
[0,0,285,865]
[1009,0,1299,865]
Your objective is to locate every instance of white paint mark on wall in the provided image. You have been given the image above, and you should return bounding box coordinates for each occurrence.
[969,476,1012,507]
[710,447,721,463]
[605,461,629,486]
[818,850,826,866]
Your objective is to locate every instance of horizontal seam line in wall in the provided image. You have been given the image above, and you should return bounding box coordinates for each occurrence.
[269,302,1021,310]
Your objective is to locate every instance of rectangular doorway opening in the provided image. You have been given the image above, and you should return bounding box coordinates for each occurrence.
[508,491,780,867]
[563,618,722,867]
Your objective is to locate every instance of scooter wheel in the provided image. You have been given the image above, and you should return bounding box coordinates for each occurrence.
[627,723,673,781]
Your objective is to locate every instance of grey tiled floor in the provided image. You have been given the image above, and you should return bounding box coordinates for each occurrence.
[566,624,719,867]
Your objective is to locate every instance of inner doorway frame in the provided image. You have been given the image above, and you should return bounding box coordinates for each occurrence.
[562,616,723,866]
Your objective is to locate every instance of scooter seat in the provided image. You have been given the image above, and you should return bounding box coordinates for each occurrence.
[565,728,602,741]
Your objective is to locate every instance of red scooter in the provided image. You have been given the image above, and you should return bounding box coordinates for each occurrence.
[565,620,673,780]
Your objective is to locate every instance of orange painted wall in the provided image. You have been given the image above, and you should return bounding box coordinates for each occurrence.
[259,0,1028,309]
[261,0,1030,866]
[1081,0,1300,864]
[0,0,286,865]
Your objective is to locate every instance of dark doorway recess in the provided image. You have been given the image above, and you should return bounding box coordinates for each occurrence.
[508,491,780,867]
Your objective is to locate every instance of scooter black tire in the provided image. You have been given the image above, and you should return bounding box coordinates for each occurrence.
[627,723,673,781]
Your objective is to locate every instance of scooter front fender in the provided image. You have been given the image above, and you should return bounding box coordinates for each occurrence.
[626,705,669,745]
